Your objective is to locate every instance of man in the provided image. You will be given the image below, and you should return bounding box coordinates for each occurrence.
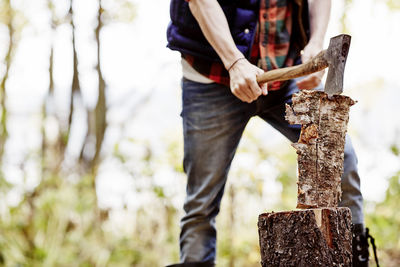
[166,0,371,266]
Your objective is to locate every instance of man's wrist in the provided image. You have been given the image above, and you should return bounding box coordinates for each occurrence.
[308,35,325,48]
[222,49,245,70]
[227,57,246,71]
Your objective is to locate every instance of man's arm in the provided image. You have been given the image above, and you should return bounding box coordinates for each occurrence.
[297,0,332,90]
[188,0,267,103]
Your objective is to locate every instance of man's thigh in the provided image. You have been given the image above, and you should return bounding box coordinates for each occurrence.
[181,78,253,132]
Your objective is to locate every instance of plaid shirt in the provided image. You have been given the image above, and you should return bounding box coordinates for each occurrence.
[183,0,296,91]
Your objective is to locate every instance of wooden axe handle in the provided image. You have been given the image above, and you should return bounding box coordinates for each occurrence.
[256,50,329,84]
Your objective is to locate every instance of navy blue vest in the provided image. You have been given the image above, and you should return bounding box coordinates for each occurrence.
[166,0,309,63]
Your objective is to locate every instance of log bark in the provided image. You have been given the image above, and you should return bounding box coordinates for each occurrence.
[285,90,355,208]
[258,208,352,267]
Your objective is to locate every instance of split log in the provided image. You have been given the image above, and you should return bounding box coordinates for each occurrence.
[258,207,352,267]
[285,90,355,208]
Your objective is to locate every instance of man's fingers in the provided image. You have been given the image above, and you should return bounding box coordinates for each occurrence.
[256,70,268,95]
[232,88,248,102]
[235,91,250,103]
[260,83,268,95]
[232,77,265,102]
[301,52,311,65]
[229,61,265,102]
[239,82,256,101]
[247,77,262,99]
[297,79,316,90]
[296,74,322,90]
[232,83,252,103]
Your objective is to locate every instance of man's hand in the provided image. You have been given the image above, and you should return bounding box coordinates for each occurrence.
[296,41,325,90]
[228,58,267,103]
[297,0,331,90]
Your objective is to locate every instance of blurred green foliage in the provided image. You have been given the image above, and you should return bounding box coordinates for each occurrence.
[365,143,400,267]
[384,0,400,10]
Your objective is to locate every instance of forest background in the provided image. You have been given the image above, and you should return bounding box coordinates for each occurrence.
[0,0,399,266]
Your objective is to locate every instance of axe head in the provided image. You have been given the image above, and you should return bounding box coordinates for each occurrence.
[324,34,351,96]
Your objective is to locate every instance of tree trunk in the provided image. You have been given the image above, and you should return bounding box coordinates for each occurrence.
[258,207,352,267]
[68,0,81,141]
[285,90,355,208]
[80,0,106,173]
[93,0,106,170]
[0,0,13,165]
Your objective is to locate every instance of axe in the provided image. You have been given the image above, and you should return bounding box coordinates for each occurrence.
[256,34,351,96]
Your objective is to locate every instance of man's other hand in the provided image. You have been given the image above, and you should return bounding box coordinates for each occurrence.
[228,58,267,103]
[296,41,325,90]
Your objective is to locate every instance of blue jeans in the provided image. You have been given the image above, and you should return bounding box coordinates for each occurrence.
[179,78,364,263]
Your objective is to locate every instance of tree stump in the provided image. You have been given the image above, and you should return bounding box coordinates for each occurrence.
[258,90,355,266]
[258,208,352,267]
